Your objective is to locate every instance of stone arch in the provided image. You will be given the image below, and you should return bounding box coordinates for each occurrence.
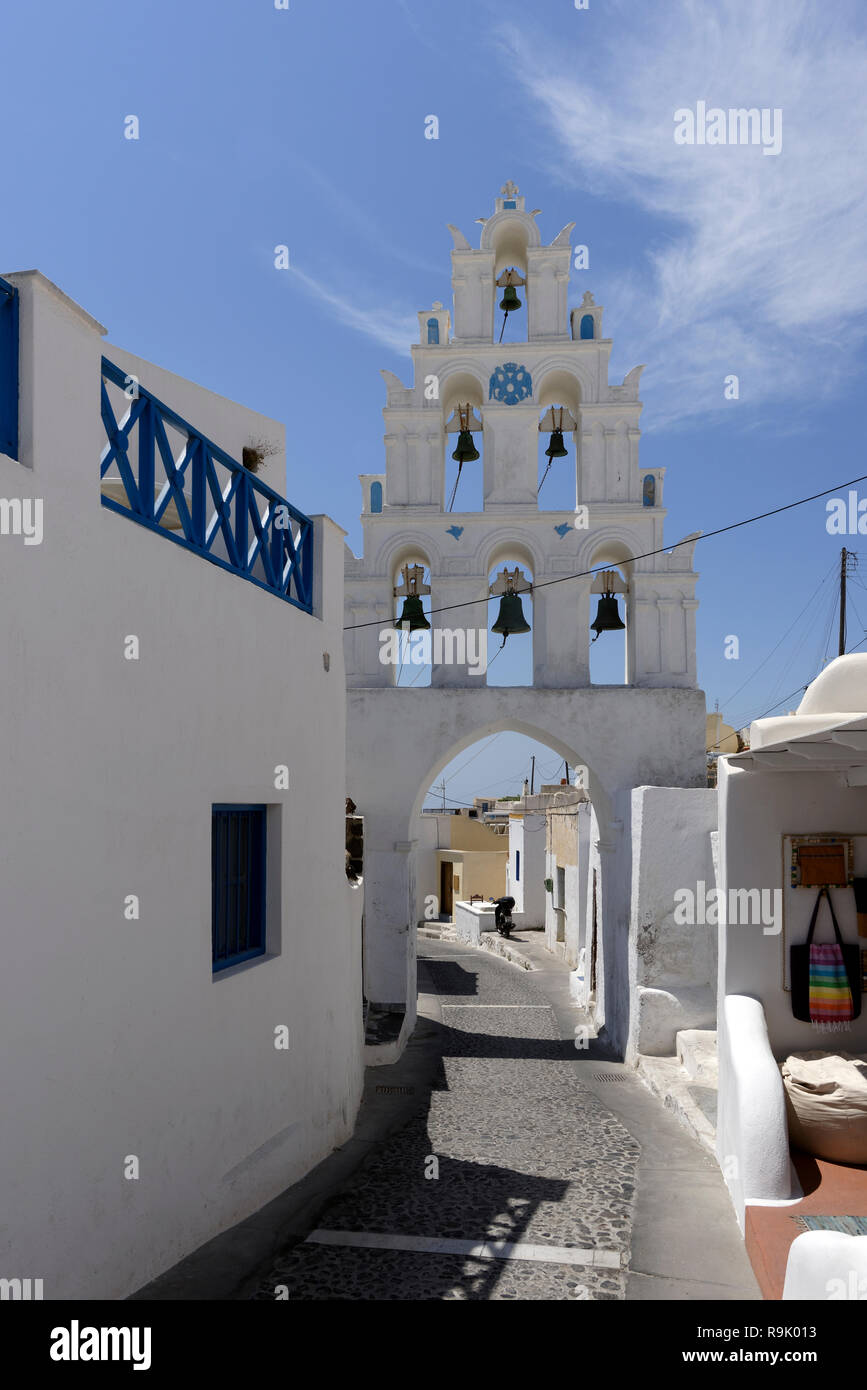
[533,359,588,413]
[373,531,443,579]
[577,526,643,577]
[437,362,488,416]
[408,716,612,840]
[480,211,542,273]
[474,528,544,579]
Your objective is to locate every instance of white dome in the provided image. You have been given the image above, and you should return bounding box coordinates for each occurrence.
[798,654,867,715]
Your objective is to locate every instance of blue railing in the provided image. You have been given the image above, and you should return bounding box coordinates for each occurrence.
[0,274,19,460]
[100,358,313,612]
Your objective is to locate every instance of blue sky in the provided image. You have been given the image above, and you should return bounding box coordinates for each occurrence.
[4,0,867,807]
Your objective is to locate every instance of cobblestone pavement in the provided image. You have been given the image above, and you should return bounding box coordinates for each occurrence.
[253,943,642,1300]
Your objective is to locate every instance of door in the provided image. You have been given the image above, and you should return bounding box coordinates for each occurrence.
[440,861,454,918]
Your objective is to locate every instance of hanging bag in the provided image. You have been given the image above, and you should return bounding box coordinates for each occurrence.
[791,886,861,1027]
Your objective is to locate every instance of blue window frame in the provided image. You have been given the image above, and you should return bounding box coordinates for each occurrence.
[580,313,594,340]
[426,317,440,345]
[503,200,517,209]
[370,480,383,513]
[642,474,656,507]
[212,805,267,972]
[516,850,521,882]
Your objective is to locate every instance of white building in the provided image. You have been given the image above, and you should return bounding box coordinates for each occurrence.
[344,182,706,1056]
[0,271,364,1299]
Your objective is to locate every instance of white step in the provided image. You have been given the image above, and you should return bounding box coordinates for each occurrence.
[676,1028,718,1082]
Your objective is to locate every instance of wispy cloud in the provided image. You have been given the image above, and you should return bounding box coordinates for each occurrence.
[498,0,867,429]
[289,266,417,357]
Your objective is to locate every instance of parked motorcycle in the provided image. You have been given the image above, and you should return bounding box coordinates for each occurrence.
[491,895,515,938]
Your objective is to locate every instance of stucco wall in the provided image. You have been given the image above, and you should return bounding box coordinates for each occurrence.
[627,786,718,1058]
[717,761,867,1057]
[0,274,363,1299]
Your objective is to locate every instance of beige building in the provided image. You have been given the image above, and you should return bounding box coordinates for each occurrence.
[418,810,508,918]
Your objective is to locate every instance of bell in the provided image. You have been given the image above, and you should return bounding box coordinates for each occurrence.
[590,593,625,638]
[492,592,531,637]
[395,595,431,631]
[499,284,522,313]
[451,429,480,464]
[545,429,568,459]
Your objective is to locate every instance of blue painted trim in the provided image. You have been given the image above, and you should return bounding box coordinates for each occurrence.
[100,358,314,613]
[579,313,594,340]
[0,275,20,460]
[370,480,383,513]
[212,804,267,973]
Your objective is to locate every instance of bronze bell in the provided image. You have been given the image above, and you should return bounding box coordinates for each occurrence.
[499,284,522,313]
[451,429,480,464]
[395,595,431,631]
[590,592,625,640]
[492,592,531,637]
[545,429,568,459]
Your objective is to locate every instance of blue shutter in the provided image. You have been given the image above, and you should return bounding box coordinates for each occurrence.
[579,313,594,340]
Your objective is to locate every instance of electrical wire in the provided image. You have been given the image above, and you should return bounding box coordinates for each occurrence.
[715,558,837,712]
[344,467,867,632]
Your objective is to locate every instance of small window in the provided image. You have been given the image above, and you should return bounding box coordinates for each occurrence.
[515,850,521,882]
[212,805,267,972]
[503,200,517,209]
[427,317,440,345]
[370,481,383,513]
[642,474,656,507]
[580,313,594,340]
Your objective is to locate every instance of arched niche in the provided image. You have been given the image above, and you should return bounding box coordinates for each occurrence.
[587,539,633,687]
[535,367,582,511]
[485,541,536,690]
[390,545,434,689]
[580,313,595,340]
[426,318,440,345]
[370,480,383,513]
[442,371,485,513]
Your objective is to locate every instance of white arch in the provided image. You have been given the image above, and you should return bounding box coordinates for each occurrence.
[408,717,612,837]
[533,354,596,406]
[372,530,444,578]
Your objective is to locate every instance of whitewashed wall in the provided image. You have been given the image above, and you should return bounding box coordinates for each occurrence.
[0,273,363,1299]
[626,786,718,1059]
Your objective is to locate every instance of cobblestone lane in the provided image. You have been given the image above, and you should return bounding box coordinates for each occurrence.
[254,943,642,1300]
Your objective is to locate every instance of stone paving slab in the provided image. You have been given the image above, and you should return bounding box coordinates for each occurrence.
[253,1243,625,1301]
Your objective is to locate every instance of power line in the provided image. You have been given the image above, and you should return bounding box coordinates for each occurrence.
[715,558,837,713]
[344,468,867,632]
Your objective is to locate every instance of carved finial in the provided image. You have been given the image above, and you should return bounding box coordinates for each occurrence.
[500,179,519,198]
[581,290,595,306]
[447,223,471,250]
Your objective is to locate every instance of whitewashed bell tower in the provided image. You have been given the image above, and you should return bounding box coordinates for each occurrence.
[344,183,706,1052]
[346,180,699,690]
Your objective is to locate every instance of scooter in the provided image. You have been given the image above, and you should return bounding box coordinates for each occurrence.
[490,895,515,938]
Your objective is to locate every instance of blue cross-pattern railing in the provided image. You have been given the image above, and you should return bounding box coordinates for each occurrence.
[0,274,19,460]
[100,358,313,613]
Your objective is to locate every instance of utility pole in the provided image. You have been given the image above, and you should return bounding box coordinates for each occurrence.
[434,779,446,812]
[565,761,570,784]
[530,755,535,795]
[839,548,857,656]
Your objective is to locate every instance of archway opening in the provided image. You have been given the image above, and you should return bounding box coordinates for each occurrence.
[442,374,485,513]
[589,562,629,686]
[392,554,433,688]
[415,729,601,1011]
[486,547,534,688]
